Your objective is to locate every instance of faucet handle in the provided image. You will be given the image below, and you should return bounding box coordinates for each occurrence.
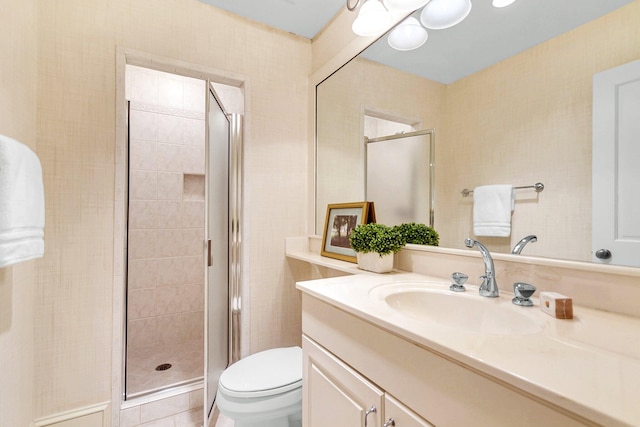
[478,274,491,287]
[449,272,468,292]
[512,282,536,306]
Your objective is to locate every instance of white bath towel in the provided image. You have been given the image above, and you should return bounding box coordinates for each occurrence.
[0,135,45,268]
[473,184,514,237]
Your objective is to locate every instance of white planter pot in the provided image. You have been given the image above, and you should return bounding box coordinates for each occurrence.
[356,252,394,273]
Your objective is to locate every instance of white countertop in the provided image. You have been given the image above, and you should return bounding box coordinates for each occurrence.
[296,272,640,427]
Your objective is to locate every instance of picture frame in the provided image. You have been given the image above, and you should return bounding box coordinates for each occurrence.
[321,201,376,263]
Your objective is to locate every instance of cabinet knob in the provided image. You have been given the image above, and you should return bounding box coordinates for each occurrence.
[384,418,396,427]
[364,406,377,427]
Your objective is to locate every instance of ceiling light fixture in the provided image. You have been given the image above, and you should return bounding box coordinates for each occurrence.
[352,0,394,37]
[492,0,516,7]
[382,0,431,14]
[387,16,428,51]
[420,0,472,30]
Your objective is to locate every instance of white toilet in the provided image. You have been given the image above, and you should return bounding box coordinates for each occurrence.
[215,346,303,427]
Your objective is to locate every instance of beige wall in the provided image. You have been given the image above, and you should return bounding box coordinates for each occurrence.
[438,1,640,261]
[0,0,38,426]
[0,0,310,425]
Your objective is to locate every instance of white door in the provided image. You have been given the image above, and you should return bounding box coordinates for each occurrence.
[205,83,230,419]
[592,59,640,267]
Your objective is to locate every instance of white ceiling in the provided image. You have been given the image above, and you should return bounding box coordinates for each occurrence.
[198,0,346,39]
[198,0,634,84]
[362,0,635,83]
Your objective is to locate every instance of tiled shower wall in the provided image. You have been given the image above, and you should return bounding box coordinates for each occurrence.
[126,65,206,358]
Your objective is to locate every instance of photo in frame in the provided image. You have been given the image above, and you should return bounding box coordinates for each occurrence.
[321,201,376,263]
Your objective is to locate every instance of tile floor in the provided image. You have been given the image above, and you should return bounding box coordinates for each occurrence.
[126,338,204,396]
[213,410,235,427]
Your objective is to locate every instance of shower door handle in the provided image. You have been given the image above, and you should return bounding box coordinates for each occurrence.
[207,239,213,266]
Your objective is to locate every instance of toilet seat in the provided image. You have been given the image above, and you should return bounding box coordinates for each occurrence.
[218,346,302,399]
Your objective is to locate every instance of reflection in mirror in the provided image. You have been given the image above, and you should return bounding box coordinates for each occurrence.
[316,56,443,234]
[592,60,640,268]
[316,0,640,266]
[366,128,433,227]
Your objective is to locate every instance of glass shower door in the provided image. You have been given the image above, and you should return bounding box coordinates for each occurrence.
[205,84,230,419]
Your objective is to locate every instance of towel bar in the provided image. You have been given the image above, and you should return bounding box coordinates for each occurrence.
[461,182,544,197]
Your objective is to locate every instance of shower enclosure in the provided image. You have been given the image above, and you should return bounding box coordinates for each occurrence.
[123,65,241,409]
[125,65,209,397]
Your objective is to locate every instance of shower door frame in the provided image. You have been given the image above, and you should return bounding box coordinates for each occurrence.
[204,85,245,423]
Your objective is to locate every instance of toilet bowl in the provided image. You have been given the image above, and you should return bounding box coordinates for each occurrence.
[215,346,302,427]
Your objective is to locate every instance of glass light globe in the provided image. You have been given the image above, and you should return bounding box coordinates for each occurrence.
[388,17,428,51]
[420,0,472,30]
[383,0,431,14]
[352,0,394,36]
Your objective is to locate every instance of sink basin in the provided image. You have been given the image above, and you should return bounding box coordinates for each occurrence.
[370,282,544,336]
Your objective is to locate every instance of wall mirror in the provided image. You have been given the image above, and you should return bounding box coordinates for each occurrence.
[316,0,640,267]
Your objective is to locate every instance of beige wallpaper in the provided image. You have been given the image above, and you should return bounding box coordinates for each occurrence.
[438,1,640,261]
[0,0,38,426]
[0,0,312,424]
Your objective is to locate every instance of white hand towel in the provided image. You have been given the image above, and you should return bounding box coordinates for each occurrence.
[473,184,514,237]
[0,135,45,268]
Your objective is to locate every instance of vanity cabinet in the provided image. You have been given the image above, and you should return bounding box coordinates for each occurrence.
[303,335,433,427]
[301,294,596,427]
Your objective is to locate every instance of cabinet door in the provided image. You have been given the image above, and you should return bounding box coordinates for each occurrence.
[303,336,384,427]
[384,394,435,427]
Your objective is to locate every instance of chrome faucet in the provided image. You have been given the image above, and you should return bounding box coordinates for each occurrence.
[464,238,499,297]
[511,234,537,254]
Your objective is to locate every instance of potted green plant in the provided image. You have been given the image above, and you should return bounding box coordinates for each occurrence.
[394,222,439,247]
[349,223,404,273]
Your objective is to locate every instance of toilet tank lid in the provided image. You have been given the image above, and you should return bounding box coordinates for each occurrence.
[219,346,302,394]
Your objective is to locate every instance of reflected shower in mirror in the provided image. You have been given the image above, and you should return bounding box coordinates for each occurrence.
[316,55,443,234]
[316,0,640,266]
[366,126,433,228]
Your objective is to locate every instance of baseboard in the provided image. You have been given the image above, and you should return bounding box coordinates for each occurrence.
[32,402,110,427]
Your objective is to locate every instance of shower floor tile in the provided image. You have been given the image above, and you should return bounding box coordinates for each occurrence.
[126,338,204,396]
